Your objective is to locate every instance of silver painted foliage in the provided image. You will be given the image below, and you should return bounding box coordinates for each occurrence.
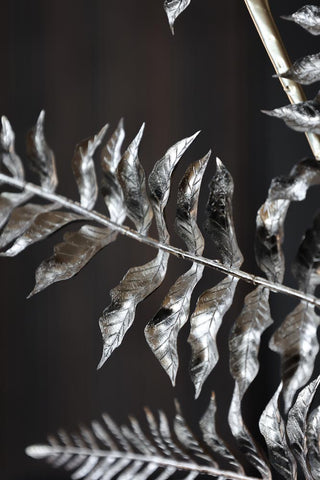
[163,0,192,34]
[282,5,320,35]
[26,402,246,480]
[262,92,320,134]
[276,53,320,85]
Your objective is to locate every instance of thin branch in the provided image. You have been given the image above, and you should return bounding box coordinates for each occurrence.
[26,445,261,480]
[243,0,320,160]
[1,172,320,307]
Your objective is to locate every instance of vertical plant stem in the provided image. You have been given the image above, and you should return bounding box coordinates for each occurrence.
[243,0,320,160]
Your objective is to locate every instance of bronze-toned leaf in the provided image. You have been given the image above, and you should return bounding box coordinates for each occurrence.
[188,159,243,397]
[29,225,117,297]
[200,393,243,473]
[306,406,320,479]
[228,384,271,480]
[276,52,320,85]
[26,110,57,192]
[282,5,320,35]
[72,124,108,210]
[262,93,320,134]
[286,375,320,480]
[98,133,199,368]
[229,286,272,398]
[1,210,84,258]
[259,384,297,480]
[118,124,153,235]
[163,0,191,34]
[145,153,209,385]
[1,116,24,180]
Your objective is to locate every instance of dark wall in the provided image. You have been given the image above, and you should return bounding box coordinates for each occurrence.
[0,1,318,479]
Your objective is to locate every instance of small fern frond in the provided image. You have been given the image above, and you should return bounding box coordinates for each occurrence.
[26,400,261,480]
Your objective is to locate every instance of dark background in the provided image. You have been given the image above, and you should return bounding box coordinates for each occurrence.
[0,1,319,479]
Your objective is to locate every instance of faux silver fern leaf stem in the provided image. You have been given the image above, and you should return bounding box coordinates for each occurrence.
[1,171,319,308]
[243,0,320,159]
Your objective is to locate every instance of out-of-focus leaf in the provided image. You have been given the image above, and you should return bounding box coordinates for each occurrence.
[26,110,57,192]
[229,286,272,398]
[259,384,297,480]
[72,124,108,210]
[27,403,234,479]
[0,116,24,180]
[276,52,320,85]
[228,384,271,480]
[262,93,320,134]
[306,406,320,479]
[286,376,320,480]
[200,393,243,473]
[98,133,199,368]
[163,0,191,34]
[118,124,153,235]
[188,159,243,397]
[145,153,209,385]
[282,5,320,35]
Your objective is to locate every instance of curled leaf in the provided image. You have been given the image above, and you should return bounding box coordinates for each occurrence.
[163,0,191,34]
[306,406,320,479]
[118,124,153,234]
[276,52,320,85]
[286,375,320,480]
[99,133,198,368]
[229,286,272,398]
[72,124,108,210]
[188,159,243,397]
[145,153,209,385]
[262,93,320,134]
[282,5,320,35]
[0,116,24,180]
[259,384,297,480]
[26,111,57,192]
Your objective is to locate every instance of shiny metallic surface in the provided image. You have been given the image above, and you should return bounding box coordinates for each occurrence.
[163,0,191,34]
[98,134,198,369]
[262,96,320,135]
[286,376,320,480]
[306,406,320,479]
[259,384,297,480]
[72,124,108,210]
[277,53,320,85]
[243,0,320,159]
[283,5,320,35]
[188,159,243,398]
[145,153,209,386]
[26,110,58,192]
[0,116,24,180]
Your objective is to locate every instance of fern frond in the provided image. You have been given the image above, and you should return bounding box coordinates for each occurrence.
[163,0,191,34]
[282,5,320,35]
[26,401,261,480]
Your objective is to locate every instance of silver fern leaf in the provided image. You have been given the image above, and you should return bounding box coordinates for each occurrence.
[286,375,320,480]
[26,401,257,480]
[275,52,320,85]
[163,0,191,34]
[262,92,320,134]
[145,152,209,385]
[259,384,297,480]
[188,158,243,398]
[282,5,320,35]
[306,405,320,479]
